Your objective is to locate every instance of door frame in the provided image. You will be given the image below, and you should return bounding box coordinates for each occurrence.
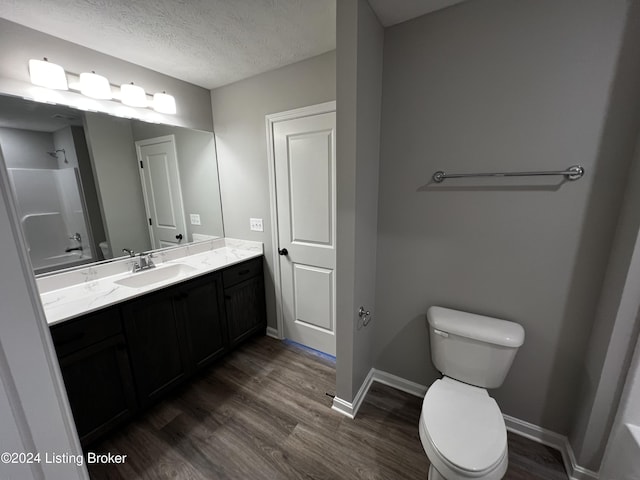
[265,101,337,340]
[134,134,187,249]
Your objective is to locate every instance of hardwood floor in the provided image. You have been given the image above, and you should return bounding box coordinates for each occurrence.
[87,336,568,479]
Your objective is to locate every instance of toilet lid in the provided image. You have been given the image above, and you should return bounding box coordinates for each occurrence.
[422,379,506,473]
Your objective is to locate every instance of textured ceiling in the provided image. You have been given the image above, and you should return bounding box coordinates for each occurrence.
[0,0,336,89]
[0,0,470,90]
[368,0,470,27]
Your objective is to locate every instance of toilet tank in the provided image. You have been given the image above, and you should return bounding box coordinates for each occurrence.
[427,306,525,389]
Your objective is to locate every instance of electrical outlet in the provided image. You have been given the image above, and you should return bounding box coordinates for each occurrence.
[190,213,201,226]
[250,218,263,232]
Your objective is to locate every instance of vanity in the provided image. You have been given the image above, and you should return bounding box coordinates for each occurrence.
[41,238,266,447]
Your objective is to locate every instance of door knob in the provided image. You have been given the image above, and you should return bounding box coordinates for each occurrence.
[176,234,183,240]
[278,248,288,256]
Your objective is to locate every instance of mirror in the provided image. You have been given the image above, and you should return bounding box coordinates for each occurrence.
[0,94,224,275]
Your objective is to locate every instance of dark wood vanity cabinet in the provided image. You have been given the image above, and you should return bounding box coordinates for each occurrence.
[123,272,228,408]
[178,273,227,369]
[223,257,266,347]
[122,288,191,407]
[50,256,265,446]
[50,307,137,446]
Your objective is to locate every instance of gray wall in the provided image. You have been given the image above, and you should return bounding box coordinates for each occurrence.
[70,126,107,260]
[0,19,213,132]
[84,113,151,257]
[373,0,639,444]
[211,51,336,329]
[600,322,640,479]
[335,0,384,402]
[131,122,223,241]
[571,117,640,467]
[0,128,56,169]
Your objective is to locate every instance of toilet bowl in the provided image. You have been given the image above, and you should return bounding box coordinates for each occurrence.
[419,378,508,479]
[419,307,525,480]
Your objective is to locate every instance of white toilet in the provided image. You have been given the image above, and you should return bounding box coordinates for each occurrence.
[419,306,525,480]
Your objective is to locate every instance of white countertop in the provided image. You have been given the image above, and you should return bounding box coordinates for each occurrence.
[39,238,263,326]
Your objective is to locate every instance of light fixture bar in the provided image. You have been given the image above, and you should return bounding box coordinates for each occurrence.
[27,59,177,114]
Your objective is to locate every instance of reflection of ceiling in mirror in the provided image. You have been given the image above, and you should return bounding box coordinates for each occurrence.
[0,0,336,89]
[0,95,83,132]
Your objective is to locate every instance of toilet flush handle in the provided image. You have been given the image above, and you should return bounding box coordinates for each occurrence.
[433,329,449,338]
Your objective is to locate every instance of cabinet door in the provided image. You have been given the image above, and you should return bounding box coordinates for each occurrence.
[224,275,266,347]
[122,290,189,407]
[179,274,226,369]
[58,334,137,446]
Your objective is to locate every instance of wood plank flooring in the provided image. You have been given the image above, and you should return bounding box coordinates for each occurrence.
[87,336,568,479]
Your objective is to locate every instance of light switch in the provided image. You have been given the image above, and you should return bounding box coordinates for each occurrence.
[190,214,201,226]
[250,218,263,232]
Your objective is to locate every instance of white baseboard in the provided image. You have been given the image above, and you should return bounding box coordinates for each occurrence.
[331,396,355,419]
[266,327,280,339]
[504,415,599,480]
[332,368,375,419]
[371,368,428,398]
[338,368,599,480]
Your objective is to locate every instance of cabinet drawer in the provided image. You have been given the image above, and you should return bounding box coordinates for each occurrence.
[51,307,123,358]
[222,257,263,288]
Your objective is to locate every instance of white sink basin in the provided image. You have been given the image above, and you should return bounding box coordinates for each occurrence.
[115,263,197,288]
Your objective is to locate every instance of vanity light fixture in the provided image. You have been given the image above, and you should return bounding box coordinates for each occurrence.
[26,59,177,114]
[79,71,112,99]
[120,82,147,108]
[152,91,176,114]
[28,58,68,90]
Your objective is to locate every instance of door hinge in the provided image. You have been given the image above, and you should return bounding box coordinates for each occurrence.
[148,218,152,226]
[139,160,143,168]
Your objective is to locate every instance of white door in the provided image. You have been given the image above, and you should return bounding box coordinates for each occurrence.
[273,110,336,355]
[135,135,187,249]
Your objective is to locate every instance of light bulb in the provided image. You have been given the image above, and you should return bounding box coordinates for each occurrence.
[120,82,147,107]
[79,71,112,99]
[28,58,68,90]
[152,92,176,114]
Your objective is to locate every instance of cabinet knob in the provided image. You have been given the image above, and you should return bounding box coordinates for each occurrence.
[278,248,288,256]
[176,234,183,241]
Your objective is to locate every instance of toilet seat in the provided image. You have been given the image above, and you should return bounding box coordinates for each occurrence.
[420,378,507,477]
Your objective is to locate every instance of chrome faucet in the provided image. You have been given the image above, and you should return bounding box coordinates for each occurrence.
[132,252,155,273]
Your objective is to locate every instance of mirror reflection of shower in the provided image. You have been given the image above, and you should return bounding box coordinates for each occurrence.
[0,127,95,273]
[47,148,68,164]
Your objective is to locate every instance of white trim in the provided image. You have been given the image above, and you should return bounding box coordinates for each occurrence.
[332,367,375,419]
[331,396,355,419]
[264,101,336,340]
[345,368,599,480]
[266,327,281,339]
[372,369,429,398]
[504,415,599,480]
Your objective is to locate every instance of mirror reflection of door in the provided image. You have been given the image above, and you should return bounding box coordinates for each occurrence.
[135,135,187,249]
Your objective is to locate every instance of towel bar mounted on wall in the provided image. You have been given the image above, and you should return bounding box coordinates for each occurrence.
[431,165,585,183]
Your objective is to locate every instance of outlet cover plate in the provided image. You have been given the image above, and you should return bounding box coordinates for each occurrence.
[250,218,263,232]
[190,214,201,226]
